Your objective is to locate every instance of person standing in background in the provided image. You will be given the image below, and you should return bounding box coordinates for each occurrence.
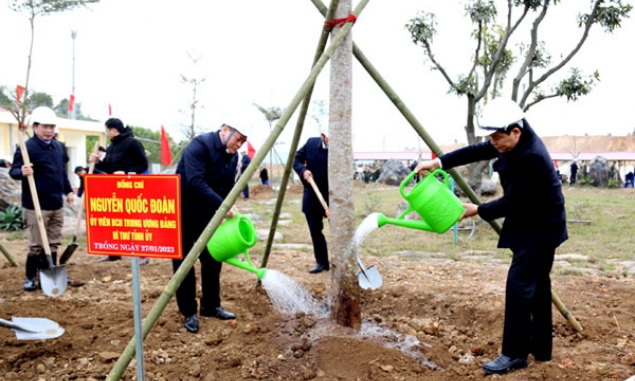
[90,118,148,263]
[293,129,330,274]
[240,149,251,199]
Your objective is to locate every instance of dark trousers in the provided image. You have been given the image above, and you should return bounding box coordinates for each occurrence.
[171,218,223,317]
[502,247,555,360]
[304,210,329,267]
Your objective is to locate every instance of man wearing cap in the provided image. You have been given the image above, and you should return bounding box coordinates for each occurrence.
[172,122,247,333]
[415,98,567,375]
[10,106,75,291]
[293,129,330,274]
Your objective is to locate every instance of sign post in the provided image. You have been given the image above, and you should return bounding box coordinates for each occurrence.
[84,174,182,380]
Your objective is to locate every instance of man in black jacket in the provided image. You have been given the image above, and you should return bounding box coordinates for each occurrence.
[293,130,330,274]
[416,99,567,375]
[92,118,148,175]
[90,118,148,263]
[10,107,75,291]
[172,122,247,333]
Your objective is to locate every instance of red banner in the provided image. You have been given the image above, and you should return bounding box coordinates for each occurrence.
[15,85,24,104]
[84,174,182,259]
[161,125,171,165]
[68,94,75,112]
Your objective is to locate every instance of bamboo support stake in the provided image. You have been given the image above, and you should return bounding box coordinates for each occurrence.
[309,0,582,333]
[260,0,340,270]
[105,2,370,379]
[551,291,583,332]
[0,242,19,267]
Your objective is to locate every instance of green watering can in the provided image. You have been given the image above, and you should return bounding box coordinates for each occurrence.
[206,213,267,280]
[377,169,465,234]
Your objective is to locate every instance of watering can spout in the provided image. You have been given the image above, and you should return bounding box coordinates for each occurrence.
[224,256,267,280]
[377,213,434,232]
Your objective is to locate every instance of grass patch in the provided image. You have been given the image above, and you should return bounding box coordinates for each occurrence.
[251,183,635,278]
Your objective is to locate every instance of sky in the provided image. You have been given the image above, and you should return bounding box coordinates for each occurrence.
[1,0,634,155]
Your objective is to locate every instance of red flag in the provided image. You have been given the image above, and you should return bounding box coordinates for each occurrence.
[247,141,256,160]
[431,151,436,160]
[160,125,172,165]
[15,85,24,104]
[108,103,112,116]
[68,94,75,112]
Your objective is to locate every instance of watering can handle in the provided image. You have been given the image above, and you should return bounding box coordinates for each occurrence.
[399,171,418,198]
[400,169,451,198]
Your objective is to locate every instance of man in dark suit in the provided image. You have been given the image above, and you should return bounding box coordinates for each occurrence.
[416,98,567,376]
[10,107,75,291]
[293,130,330,274]
[172,122,247,333]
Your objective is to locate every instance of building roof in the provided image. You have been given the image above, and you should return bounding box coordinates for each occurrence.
[353,135,635,162]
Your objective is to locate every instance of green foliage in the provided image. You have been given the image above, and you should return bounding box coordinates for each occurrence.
[129,125,179,166]
[466,0,497,24]
[578,1,633,32]
[85,135,100,159]
[556,68,600,101]
[577,173,592,186]
[0,205,26,232]
[9,0,100,16]
[406,11,437,46]
[607,178,619,189]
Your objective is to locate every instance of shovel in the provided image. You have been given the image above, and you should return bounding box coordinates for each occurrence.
[60,142,100,265]
[307,176,383,289]
[0,317,65,340]
[17,131,68,297]
[356,256,383,290]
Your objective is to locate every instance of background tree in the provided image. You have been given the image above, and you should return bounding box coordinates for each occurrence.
[406,0,631,189]
[179,51,205,141]
[0,86,53,112]
[7,0,99,128]
[54,98,97,121]
[129,125,179,168]
[253,103,283,181]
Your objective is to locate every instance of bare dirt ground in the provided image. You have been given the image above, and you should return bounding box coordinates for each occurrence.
[2,189,635,380]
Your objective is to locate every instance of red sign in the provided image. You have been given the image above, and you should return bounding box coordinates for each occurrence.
[84,174,182,259]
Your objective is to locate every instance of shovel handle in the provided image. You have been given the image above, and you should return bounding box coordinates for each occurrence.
[17,131,52,257]
[307,176,329,214]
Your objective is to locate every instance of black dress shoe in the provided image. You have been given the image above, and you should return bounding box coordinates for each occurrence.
[201,306,236,320]
[482,355,528,375]
[184,314,199,333]
[308,264,329,274]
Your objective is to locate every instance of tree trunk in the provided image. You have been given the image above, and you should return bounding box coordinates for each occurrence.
[328,0,361,330]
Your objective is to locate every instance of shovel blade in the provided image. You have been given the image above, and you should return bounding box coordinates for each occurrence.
[39,266,67,298]
[11,317,65,340]
[59,243,78,265]
[358,265,383,290]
